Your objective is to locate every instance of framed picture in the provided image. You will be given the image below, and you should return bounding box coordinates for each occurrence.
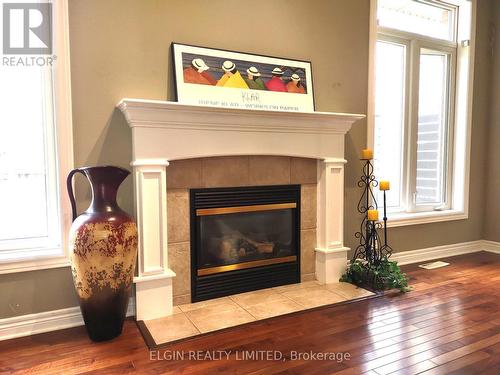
[171,43,315,112]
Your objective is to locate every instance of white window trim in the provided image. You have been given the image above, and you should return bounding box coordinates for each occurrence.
[0,0,74,274]
[367,0,476,228]
[407,41,456,213]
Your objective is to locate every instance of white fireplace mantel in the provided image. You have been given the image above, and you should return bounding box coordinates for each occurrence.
[118,98,365,321]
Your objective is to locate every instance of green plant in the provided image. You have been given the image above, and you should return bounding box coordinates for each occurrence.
[340,257,411,292]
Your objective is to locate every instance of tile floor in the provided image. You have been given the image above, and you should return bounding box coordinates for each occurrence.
[143,281,375,346]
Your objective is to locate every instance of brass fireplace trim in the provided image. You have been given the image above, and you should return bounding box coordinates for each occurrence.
[196,203,296,216]
[197,255,297,276]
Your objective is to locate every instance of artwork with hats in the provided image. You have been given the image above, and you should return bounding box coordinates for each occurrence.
[172,43,314,112]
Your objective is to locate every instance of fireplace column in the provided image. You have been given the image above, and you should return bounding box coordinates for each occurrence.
[315,159,349,284]
[131,159,176,320]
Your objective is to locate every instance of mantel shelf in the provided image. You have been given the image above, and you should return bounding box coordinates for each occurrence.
[117,98,365,162]
[118,99,365,134]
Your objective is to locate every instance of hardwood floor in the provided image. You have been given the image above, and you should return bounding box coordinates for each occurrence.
[1,251,499,374]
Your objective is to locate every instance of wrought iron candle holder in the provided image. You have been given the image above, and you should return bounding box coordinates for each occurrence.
[352,158,393,269]
[379,189,393,258]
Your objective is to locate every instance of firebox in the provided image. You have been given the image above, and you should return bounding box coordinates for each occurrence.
[190,185,301,302]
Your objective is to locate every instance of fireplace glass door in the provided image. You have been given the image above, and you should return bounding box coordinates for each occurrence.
[197,204,296,276]
[190,185,300,301]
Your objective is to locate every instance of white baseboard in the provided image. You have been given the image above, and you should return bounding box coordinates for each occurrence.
[391,240,500,265]
[391,240,484,265]
[482,240,500,254]
[0,297,135,341]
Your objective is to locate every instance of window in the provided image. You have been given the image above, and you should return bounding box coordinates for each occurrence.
[0,0,73,272]
[370,0,475,226]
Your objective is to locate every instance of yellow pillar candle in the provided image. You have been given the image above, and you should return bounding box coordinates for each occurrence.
[379,180,390,191]
[367,209,379,221]
[361,149,373,160]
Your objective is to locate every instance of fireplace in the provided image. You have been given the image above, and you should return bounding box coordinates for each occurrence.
[119,99,363,320]
[190,185,301,302]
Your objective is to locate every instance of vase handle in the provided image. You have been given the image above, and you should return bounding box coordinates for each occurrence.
[67,168,85,222]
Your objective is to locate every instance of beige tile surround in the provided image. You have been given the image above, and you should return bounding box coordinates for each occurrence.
[166,156,319,305]
[143,281,375,346]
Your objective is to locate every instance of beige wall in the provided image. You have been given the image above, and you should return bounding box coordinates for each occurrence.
[484,1,500,241]
[0,0,495,318]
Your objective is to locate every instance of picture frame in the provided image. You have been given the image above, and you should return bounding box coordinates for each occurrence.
[171,43,315,112]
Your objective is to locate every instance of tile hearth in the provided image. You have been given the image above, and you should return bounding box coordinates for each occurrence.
[141,281,376,347]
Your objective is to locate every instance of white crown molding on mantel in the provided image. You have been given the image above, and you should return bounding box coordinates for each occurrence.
[117,99,365,162]
[118,99,364,134]
[118,98,365,321]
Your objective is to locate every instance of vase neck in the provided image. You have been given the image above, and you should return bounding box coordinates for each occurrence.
[83,166,129,214]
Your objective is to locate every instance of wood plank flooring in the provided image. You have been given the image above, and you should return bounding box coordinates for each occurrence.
[0,251,498,374]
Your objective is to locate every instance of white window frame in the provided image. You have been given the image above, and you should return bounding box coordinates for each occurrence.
[367,0,476,227]
[0,0,74,273]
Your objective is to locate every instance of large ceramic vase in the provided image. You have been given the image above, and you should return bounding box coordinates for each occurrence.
[67,166,137,342]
